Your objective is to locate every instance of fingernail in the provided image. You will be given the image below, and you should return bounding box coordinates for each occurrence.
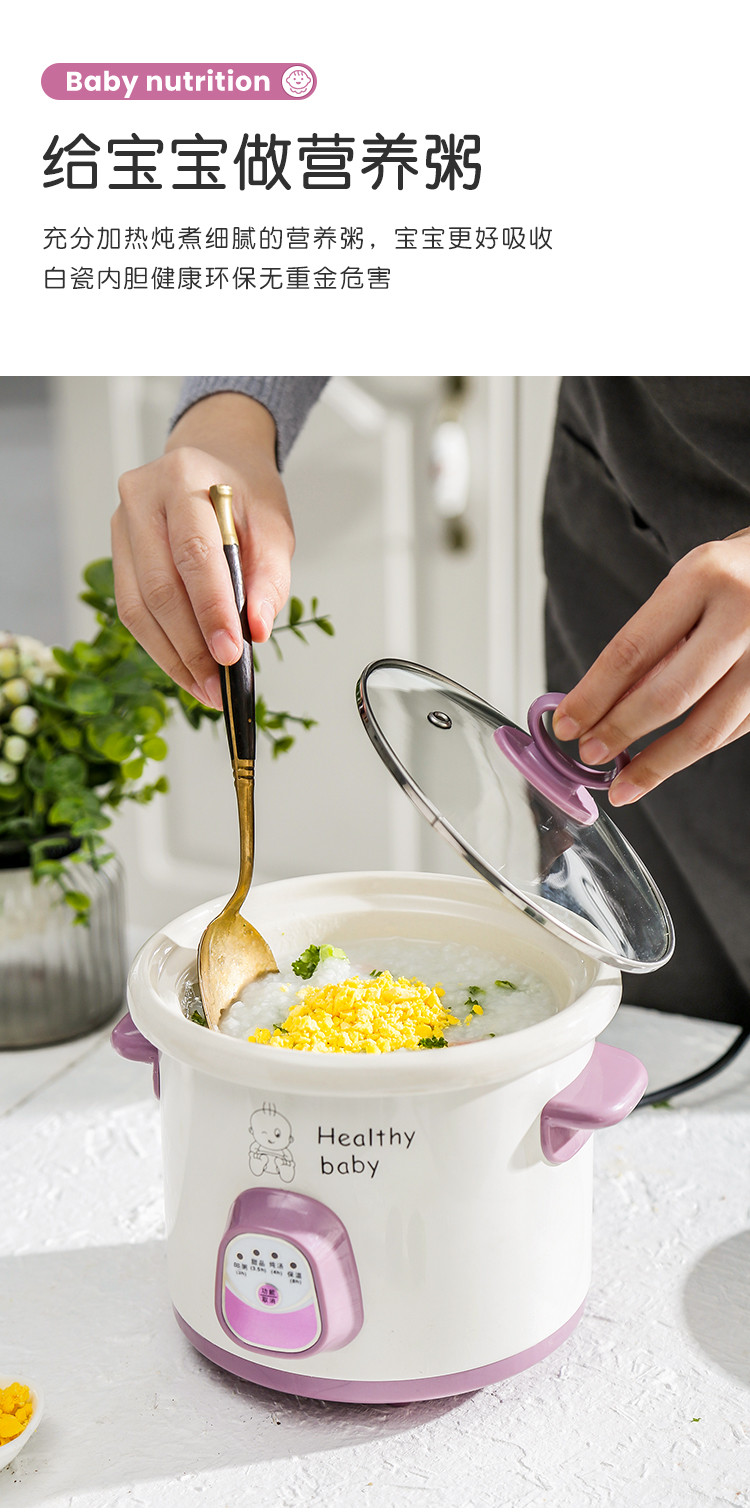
[579,737,609,765]
[609,779,643,806]
[211,630,241,664]
[204,673,222,710]
[258,599,275,636]
[553,713,579,740]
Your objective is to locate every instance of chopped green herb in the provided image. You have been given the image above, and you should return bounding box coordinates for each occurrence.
[320,943,348,964]
[190,1006,207,1027]
[291,942,348,979]
[465,998,481,1013]
[467,985,485,996]
[494,979,517,991]
[691,1417,700,1423]
[272,1023,288,1033]
[292,944,320,978]
[290,943,319,979]
[652,1099,673,1109]
[418,1035,448,1049]
[370,969,383,978]
[487,1033,496,1038]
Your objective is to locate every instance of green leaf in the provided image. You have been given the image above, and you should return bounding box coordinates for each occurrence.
[64,889,91,912]
[288,596,304,626]
[83,558,116,600]
[121,756,145,781]
[48,792,104,828]
[94,626,127,659]
[66,678,114,716]
[30,686,71,714]
[272,736,295,758]
[494,980,517,991]
[33,858,65,881]
[73,641,103,670]
[131,705,164,735]
[316,617,335,636]
[78,591,111,615]
[52,647,78,674]
[141,736,168,762]
[58,726,82,750]
[104,732,137,763]
[87,719,136,763]
[44,753,88,791]
[418,1035,448,1049]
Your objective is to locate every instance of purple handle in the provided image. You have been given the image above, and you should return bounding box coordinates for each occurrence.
[540,1042,647,1163]
[494,692,631,826]
[111,1011,160,1098]
[527,694,630,788]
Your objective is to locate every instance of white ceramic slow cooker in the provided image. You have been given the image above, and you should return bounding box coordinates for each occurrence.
[114,662,674,1403]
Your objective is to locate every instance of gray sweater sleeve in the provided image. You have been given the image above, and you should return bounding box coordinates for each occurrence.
[170,376,330,469]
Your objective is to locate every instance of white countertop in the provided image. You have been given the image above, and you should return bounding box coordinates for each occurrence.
[1,960,749,1509]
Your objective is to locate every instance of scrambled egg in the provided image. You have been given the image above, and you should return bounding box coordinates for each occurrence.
[0,1382,33,1445]
[246,971,459,1054]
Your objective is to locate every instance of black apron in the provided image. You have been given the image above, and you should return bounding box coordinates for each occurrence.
[543,378,750,1025]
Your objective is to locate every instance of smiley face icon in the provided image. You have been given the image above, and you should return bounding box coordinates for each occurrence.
[282,66,314,98]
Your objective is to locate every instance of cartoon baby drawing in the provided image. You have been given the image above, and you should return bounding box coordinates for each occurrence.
[248,1102,296,1182]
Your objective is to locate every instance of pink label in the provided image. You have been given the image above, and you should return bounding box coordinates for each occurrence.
[41,64,317,101]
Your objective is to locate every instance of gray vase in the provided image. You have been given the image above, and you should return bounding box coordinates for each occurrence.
[0,850,127,1047]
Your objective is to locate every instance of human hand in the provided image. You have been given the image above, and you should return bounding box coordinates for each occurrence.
[111,393,294,709]
[552,528,750,804]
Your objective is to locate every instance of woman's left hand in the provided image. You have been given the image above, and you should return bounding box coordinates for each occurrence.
[552,527,750,805]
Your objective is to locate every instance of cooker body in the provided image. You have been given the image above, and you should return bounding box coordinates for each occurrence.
[122,871,635,1402]
[160,1044,594,1400]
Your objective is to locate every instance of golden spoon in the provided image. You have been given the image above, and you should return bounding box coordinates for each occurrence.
[197,484,278,1030]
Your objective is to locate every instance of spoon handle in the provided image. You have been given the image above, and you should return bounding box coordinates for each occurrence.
[209,485,256,772]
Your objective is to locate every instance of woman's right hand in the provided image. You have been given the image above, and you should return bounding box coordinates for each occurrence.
[111,392,295,709]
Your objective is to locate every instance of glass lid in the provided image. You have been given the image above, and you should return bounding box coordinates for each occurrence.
[356,659,674,972]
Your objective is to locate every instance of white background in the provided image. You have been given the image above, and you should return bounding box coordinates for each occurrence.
[5,0,750,374]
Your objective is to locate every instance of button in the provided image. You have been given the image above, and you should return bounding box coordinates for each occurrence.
[257,1283,280,1307]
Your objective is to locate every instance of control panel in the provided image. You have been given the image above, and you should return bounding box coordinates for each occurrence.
[215,1187,364,1357]
[221,1231,322,1353]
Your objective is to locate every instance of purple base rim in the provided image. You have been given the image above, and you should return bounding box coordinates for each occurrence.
[174,1300,586,1404]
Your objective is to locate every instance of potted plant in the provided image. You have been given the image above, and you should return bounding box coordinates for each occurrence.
[0,560,333,1048]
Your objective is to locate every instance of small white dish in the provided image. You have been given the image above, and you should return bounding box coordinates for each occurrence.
[0,1376,44,1471]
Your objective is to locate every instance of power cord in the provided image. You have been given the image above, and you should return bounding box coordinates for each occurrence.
[638,1023,750,1106]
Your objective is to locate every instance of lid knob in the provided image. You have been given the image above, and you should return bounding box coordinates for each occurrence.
[494,693,631,826]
